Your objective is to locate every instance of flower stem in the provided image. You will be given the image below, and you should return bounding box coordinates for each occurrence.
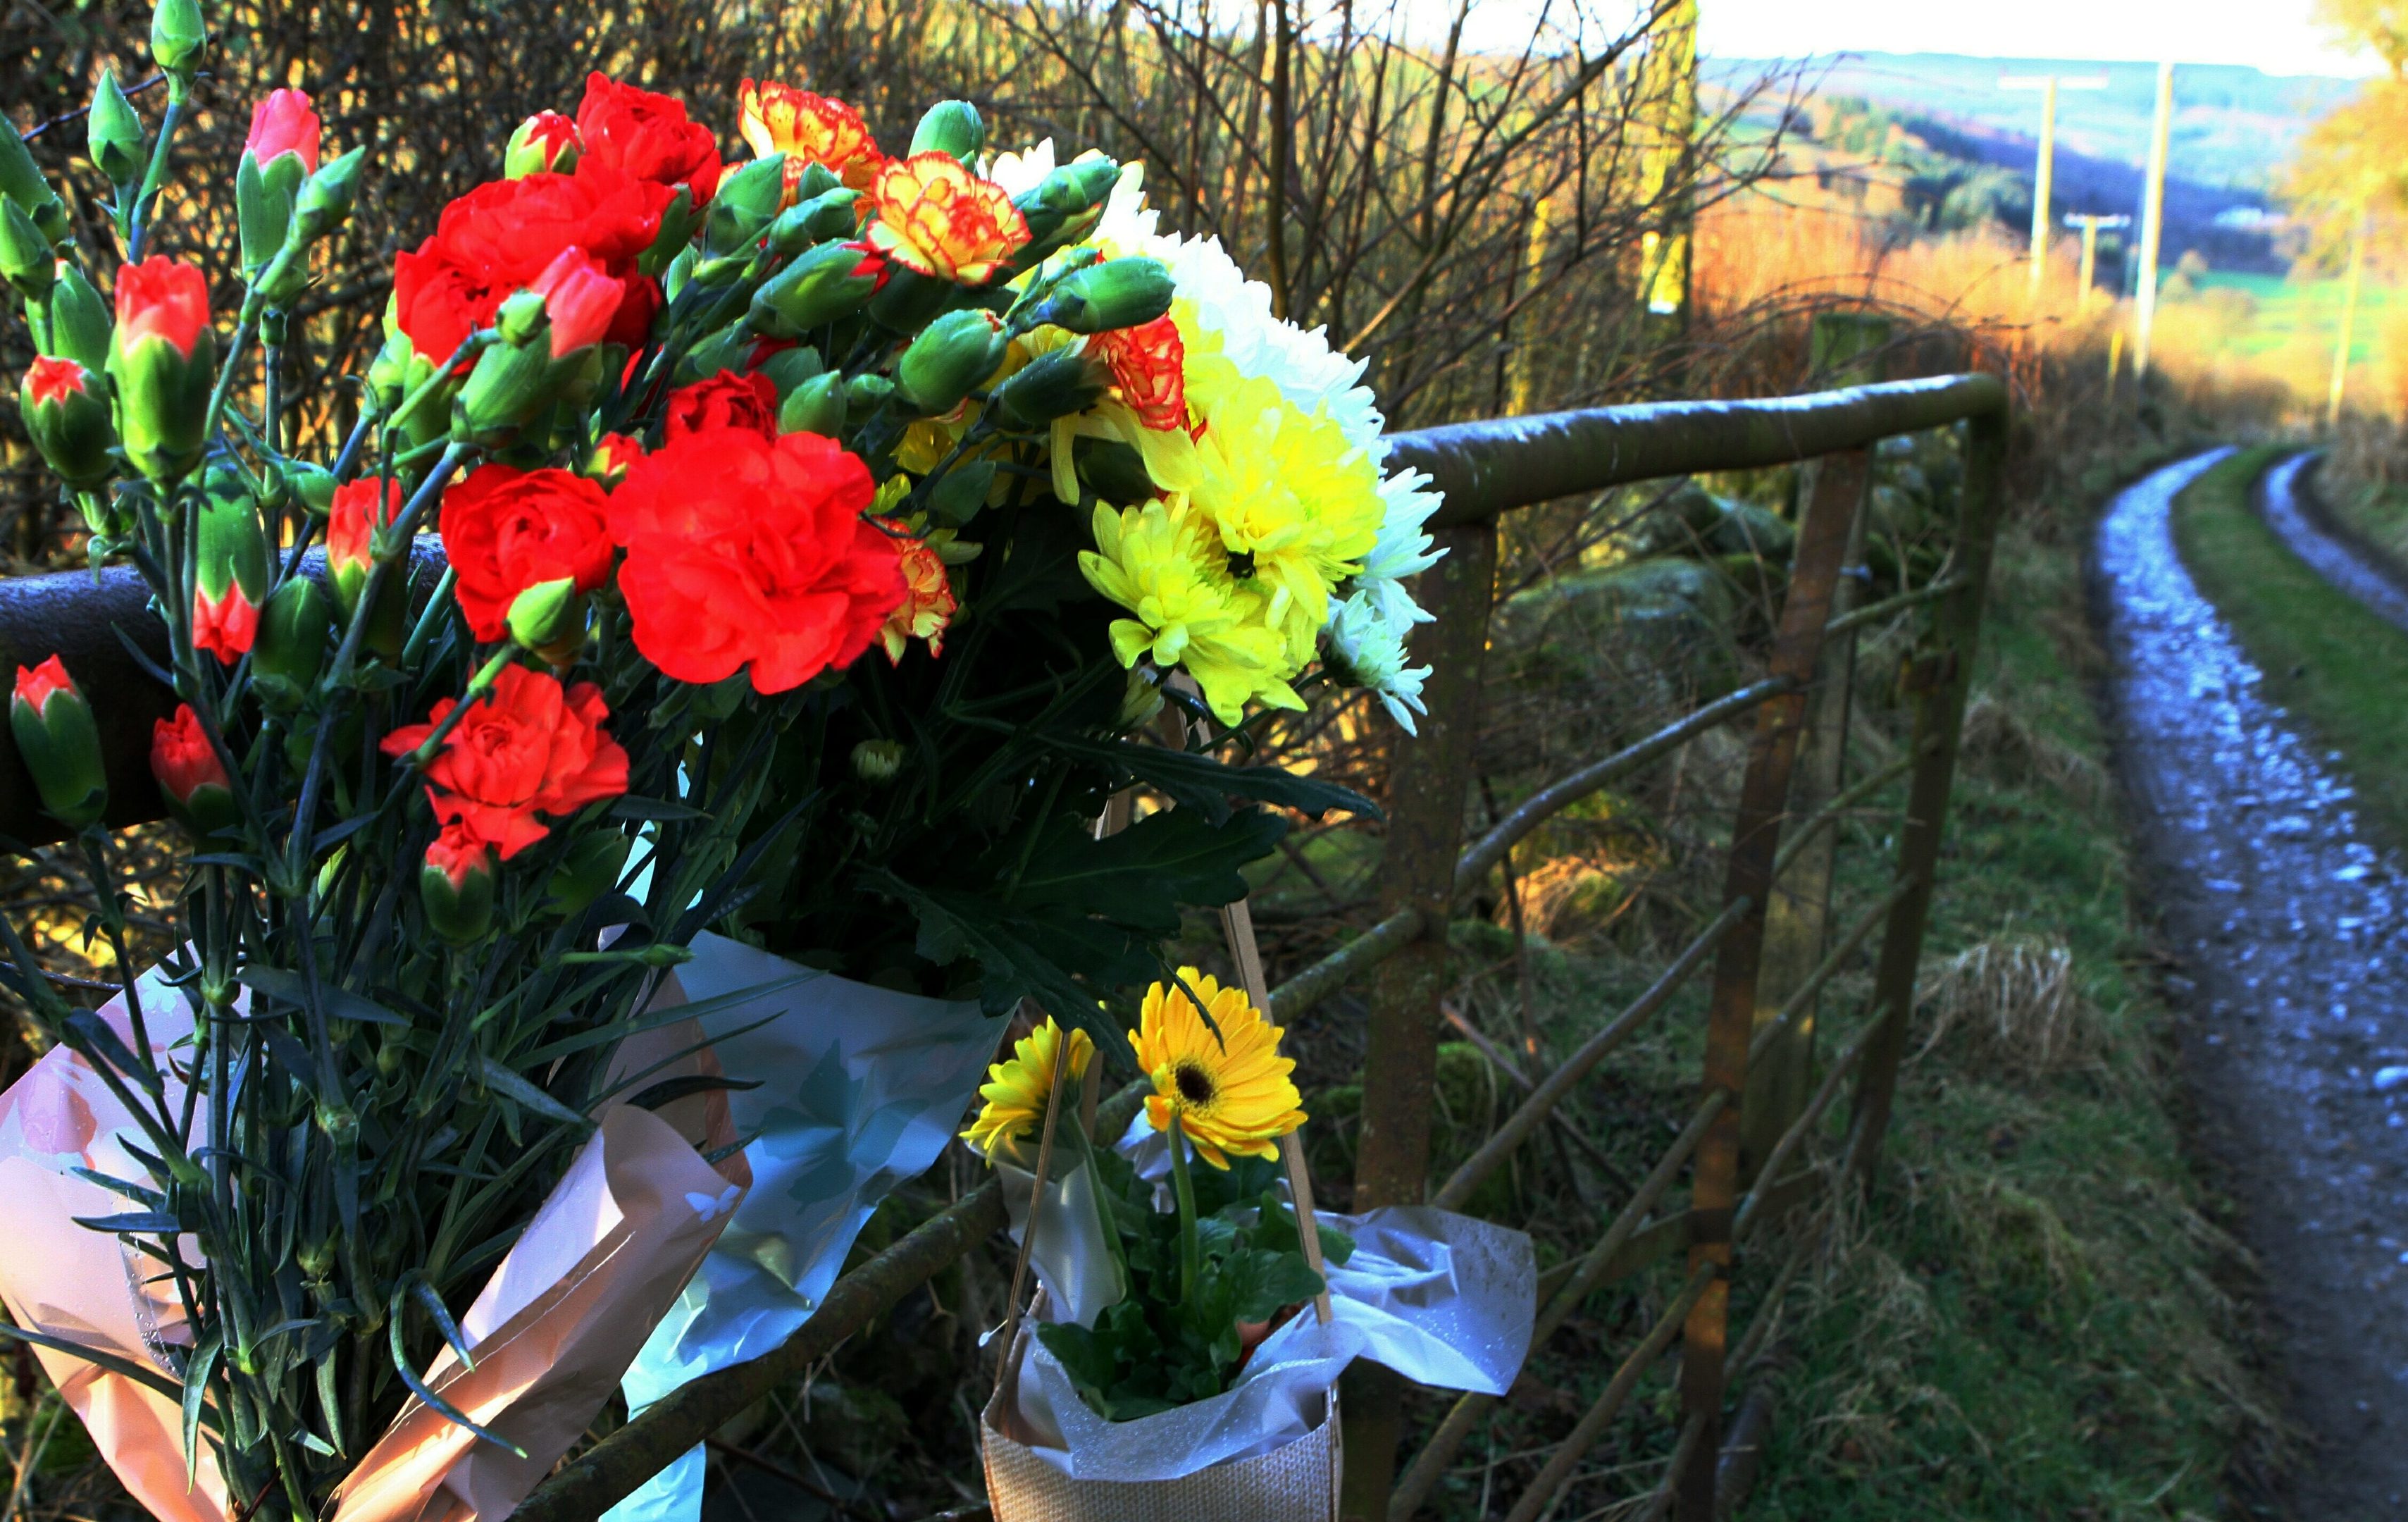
[1167,1115,1200,1306]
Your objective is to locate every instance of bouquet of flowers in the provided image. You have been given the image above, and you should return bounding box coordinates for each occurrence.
[0,0,1446,1513]
[969,991,1532,1521]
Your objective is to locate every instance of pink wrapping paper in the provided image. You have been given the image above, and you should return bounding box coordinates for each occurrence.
[0,965,745,1522]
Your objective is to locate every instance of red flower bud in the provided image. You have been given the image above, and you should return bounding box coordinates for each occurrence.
[20,357,116,487]
[193,483,271,664]
[505,111,583,178]
[150,703,239,836]
[108,256,215,481]
[328,477,402,620]
[14,655,75,716]
[421,821,497,943]
[114,256,209,360]
[244,89,321,175]
[587,433,643,488]
[528,246,620,359]
[11,656,106,828]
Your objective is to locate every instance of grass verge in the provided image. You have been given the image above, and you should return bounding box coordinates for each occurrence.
[1741,459,2273,1520]
[2171,446,2408,846]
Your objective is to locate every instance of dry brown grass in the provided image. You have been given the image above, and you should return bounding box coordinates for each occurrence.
[1913,932,2097,1079]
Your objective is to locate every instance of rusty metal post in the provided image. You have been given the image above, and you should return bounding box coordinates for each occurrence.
[1844,402,2010,1182]
[1742,447,1873,1176]
[1339,514,1499,1522]
[1673,458,1861,1522]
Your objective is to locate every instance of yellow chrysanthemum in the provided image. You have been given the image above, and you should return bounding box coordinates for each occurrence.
[962,1017,1094,1161]
[1076,499,1303,726]
[1182,363,1386,669]
[1131,967,1307,1169]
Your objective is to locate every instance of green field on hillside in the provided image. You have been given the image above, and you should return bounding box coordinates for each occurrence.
[2187,271,2407,361]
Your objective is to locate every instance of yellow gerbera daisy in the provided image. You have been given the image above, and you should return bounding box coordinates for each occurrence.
[1130,967,1307,1168]
[962,1017,1094,1162]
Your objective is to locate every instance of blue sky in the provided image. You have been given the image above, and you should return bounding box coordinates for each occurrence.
[1695,0,2375,78]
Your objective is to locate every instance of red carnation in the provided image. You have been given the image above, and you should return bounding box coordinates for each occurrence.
[381,662,628,859]
[440,464,618,643]
[609,429,905,693]
[245,89,321,173]
[392,165,663,367]
[576,74,721,206]
[662,371,778,443]
[1089,316,1188,433]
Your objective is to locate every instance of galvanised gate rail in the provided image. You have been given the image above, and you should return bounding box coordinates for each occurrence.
[0,372,2010,1521]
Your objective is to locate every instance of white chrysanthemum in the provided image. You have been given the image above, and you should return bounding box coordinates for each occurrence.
[1094,160,1162,252]
[1325,590,1431,734]
[1354,466,1444,629]
[981,140,1058,198]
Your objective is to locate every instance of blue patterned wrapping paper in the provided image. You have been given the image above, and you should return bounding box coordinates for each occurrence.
[604,932,1005,1522]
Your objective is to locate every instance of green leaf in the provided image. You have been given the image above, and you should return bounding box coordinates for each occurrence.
[182,1332,221,1485]
[237,965,411,1027]
[474,1056,593,1134]
[1029,734,1380,824]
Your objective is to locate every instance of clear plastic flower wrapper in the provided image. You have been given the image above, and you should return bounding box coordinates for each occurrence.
[602,933,1005,1522]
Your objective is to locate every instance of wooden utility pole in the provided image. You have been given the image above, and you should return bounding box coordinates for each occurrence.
[2001,74,2108,309]
[2065,212,2129,316]
[2134,61,2175,381]
[2328,200,2371,428]
[1636,0,1699,326]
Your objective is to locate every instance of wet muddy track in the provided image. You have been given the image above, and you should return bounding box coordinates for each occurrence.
[2097,451,2408,1518]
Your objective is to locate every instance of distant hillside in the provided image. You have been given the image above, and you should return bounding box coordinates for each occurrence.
[1711,52,2359,194]
[1709,51,2364,276]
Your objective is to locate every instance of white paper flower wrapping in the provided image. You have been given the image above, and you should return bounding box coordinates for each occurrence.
[992,1201,1535,1481]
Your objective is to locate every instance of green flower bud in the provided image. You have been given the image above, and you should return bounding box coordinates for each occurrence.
[452,333,557,445]
[87,73,146,185]
[850,738,906,783]
[639,186,700,278]
[1074,436,1160,507]
[992,344,1107,430]
[252,575,330,707]
[10,657,106,828]
[0,122,68,245]
[1033,257,1175,335]
[1014,158,1121,249]
[547,831,630,917]
[794,160,843,200]
[753,342,825,400]
[778,371,845,436]
[910,100,986,161]
[0,200,54,302]
[290,147,366,244]
[844,373,895,420]
[281,459,337,515]
[750,240,886,338]
[149,0,206,76]
[235,151,302,276]
[703,154,790,258]
[506,576,581,651]
[867,266,950,333]
[768,189,862,254]
[44,265,110,372]
[421,831,497,946]
[897,308,1007,415]
[20,358,116,488]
